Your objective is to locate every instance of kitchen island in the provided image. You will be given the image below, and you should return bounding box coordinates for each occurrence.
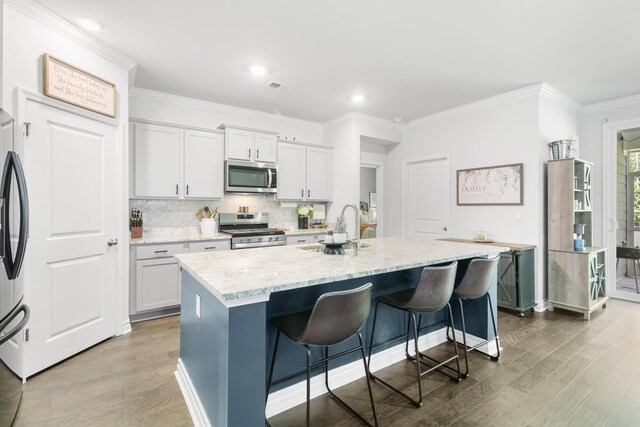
[174,236,507,426]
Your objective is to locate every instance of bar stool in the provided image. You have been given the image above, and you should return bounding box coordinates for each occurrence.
[265,283,378,427]
[367,262,461,407]
[446,256,500,379]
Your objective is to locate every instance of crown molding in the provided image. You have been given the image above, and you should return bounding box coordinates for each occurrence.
[405,84,544,128]
[130,87,324,131]
[539,83,582,112]
[5,0,138,78]
[580,92,640,114]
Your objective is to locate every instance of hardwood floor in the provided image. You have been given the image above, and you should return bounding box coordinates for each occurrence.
[13,299,640,426]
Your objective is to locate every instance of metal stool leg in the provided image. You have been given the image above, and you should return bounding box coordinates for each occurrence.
[265,330,281,427]
[487,293,500,361]
[305,345,311,427]
[447,303,462,380]
[366,301,380,372]
[457,298,470,378]
[410,312,423,406]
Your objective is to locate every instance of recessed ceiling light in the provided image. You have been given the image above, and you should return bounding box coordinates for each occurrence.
[249,64,267,77]
[351,94,365,104]
[76,17,102,32]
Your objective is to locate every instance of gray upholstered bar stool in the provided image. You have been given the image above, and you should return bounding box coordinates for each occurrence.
[265,283,378,427]
[366,262,461,407]
[446,256,500,379]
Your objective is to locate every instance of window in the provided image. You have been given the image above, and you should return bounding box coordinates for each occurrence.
[628,151,640,229]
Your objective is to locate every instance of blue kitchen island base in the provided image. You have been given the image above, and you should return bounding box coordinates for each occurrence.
[175,248,500,427]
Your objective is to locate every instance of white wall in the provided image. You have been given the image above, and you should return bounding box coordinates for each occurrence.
[130,88,324,145]
[388,89,546,301]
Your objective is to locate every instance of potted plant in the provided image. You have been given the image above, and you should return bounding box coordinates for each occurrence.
[297,204,313,229]
[333,216,348,243]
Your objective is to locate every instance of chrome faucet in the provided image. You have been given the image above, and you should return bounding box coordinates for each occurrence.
[341,204,360,255]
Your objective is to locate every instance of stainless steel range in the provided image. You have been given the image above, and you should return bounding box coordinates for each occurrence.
[218,212,286,249]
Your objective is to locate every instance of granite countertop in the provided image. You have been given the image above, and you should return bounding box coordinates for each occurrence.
[439,238,536,251]
[130,227,231,245]
[130,226,327,245]
[175,236,509,307]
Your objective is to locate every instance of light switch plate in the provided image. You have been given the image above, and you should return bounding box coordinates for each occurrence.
[196,294,201,318]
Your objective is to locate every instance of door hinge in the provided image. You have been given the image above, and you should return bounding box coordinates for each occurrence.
[24,122,31,137]
[24,328,30,342]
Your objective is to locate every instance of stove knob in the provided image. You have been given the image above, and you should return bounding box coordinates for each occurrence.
[268,237,273,242]
[257,237,263,242]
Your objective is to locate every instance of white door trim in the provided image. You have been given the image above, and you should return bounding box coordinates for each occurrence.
[602,117,640,303]
[16,88,131,335]
[402,153,450,237]
[360,161,384,237]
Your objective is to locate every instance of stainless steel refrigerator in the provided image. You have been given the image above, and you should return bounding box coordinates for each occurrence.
[0,108,30,427]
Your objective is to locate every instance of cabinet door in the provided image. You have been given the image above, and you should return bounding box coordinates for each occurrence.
[226,128,253,161]
[254,133,277,163]
[184,130,224,199]
[135,257,181,312]
[306,147,332,201]
[133,123,180,197]
[277,142,306,200]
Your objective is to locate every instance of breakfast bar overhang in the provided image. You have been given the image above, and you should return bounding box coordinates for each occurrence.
[174,236,508,426]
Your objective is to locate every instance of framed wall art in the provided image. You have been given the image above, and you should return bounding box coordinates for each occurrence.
[457,163,523,205]
[43,53,116,117]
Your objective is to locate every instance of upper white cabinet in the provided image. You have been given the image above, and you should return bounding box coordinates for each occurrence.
[134,124,181,198]
[132,122,224,199]
[277,141,333,201]
[184,130,224,199]
[221,124,278,163]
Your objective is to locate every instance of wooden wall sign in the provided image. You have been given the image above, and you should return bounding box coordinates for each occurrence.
[43,53,116,118]
[457,163,523,205]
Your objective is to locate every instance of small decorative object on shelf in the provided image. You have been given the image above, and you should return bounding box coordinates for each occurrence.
[297,204,313,229]
[333,215,348,243]
[130,208,143,238]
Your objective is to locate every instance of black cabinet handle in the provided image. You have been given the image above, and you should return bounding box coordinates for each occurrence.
[205,246,216,250]
[176,184,178,195]
[301,189,304,197]
[154,250,168,254]
[308,189,310,198]
[186,184,189,195]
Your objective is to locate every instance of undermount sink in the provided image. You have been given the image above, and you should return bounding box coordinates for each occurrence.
[296,242,370,252]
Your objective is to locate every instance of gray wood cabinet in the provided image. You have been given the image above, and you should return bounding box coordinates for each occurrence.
[547,158,608,320]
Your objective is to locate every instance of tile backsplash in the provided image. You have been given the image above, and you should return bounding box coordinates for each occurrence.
[130,194,302,229]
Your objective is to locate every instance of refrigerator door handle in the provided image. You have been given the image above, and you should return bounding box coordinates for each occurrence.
[1,151,29,280]
[0,299,29,347]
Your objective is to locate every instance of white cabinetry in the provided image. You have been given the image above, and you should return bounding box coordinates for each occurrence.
[135,243,184,313]
[132,122,224,199]
[277,141,333,201]
[130,239,230,320]
[222,125,277,163]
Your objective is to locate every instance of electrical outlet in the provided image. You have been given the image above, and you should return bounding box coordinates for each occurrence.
[196,294,201,318]
[514,211,523,222]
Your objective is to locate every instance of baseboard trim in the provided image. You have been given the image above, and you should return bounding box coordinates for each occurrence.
[175,358,211,427]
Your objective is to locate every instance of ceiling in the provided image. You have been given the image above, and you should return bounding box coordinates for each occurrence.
[36,0,640,123]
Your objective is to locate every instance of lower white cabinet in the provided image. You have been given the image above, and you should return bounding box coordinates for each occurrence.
[130,239,230,319]
[136,257,181,312]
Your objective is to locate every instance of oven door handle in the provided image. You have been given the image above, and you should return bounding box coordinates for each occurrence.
[233,240,286,249]
[267,169,273,189]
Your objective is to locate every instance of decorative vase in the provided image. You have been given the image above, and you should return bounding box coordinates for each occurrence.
[298,216,309,229]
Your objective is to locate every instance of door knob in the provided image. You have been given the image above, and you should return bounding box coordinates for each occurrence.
[442,226,448,232]
[107,238,118,247]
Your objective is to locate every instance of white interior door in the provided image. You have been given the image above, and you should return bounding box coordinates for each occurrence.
[24,99,118,377]
[405,156,450,237]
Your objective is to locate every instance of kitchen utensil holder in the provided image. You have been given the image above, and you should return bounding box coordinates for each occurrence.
[130,226,142,239]
[200,218,218,237]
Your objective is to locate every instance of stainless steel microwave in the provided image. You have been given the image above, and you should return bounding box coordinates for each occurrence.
[225,160,278,193]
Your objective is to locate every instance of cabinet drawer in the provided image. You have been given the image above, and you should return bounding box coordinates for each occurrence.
[136,243,186,260]
[189,240,231,252]
[287,235,316,245]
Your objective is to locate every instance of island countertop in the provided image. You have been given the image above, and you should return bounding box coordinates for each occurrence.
[174,236,509,306]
